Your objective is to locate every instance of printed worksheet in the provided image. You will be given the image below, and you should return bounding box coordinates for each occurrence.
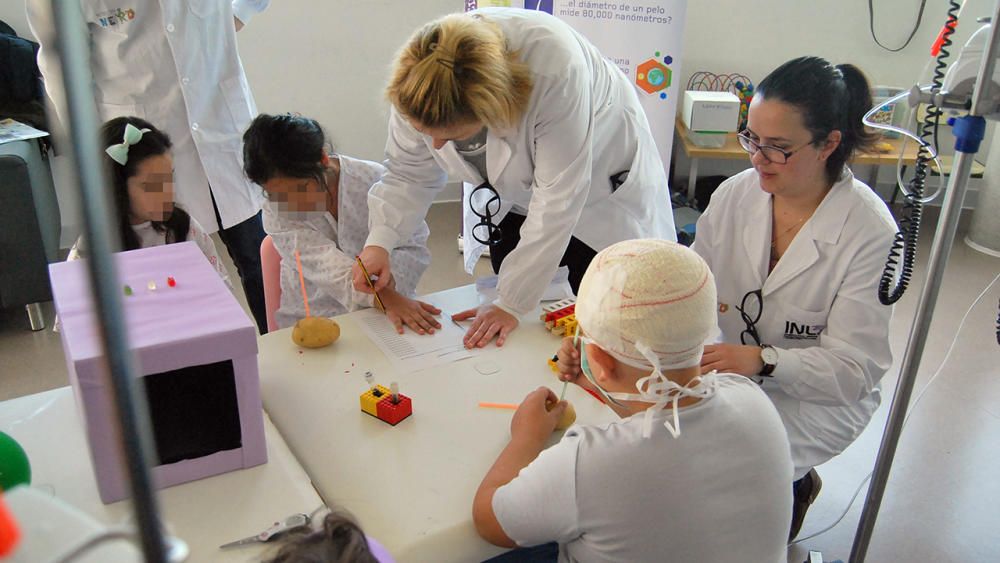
[354,309,478,372]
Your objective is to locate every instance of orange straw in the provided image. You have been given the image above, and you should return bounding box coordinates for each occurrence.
[478,402,519,410]
[294,249,310,317]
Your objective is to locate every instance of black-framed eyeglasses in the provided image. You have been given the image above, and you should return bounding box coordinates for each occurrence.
[470,181,503,246]
[737,289,763,346]
[737,131,810,165]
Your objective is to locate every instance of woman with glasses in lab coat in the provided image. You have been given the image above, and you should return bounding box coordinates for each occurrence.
[351,8,676,349]
[691,57,897,540]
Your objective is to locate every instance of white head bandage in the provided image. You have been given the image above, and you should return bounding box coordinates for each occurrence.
[575,239,719,438]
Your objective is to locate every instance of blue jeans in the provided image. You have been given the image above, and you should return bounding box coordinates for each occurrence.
[483,542,559,563]
[214,208,268,334]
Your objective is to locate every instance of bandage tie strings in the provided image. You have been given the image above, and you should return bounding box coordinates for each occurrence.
[470,181,503,246]
[600,342,717,438]
[105,123,150,165]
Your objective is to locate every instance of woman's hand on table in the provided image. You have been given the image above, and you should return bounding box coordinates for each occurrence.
[452,304,519,348]
[700,343,764,376]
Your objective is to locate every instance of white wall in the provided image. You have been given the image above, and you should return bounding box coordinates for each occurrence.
[677,0,994,206]
[2,0,994,244]
[238,1,456,163]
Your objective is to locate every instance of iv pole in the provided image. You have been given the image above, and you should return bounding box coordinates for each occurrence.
[49,2,169,561]
[850,2,1000,561]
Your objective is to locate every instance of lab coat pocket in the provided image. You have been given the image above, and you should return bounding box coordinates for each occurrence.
[777,303,828,345]
[220,76,253,127]
[187,0,221,18]
[606,122,652,221]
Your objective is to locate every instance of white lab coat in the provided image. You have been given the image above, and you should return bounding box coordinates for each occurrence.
[692,168,897,479]
[367,8,676,316]
[27,0,268,233]
[263,156,431,330]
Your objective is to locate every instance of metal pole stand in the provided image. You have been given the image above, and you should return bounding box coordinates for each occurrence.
[851,5,1000,558]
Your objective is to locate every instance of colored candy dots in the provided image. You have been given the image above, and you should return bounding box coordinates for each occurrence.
[123,284,133,296]
[167,276,176,288]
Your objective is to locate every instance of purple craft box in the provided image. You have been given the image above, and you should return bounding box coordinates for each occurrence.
[49,242,267,504]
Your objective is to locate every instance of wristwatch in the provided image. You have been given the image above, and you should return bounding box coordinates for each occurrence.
[759,345,778,377]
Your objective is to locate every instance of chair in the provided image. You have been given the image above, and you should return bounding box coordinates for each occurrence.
[260,235,281,333]
[0,139,60,331]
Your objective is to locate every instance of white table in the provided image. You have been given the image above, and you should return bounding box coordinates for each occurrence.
[0,387,323,563]
[258,285,617,563]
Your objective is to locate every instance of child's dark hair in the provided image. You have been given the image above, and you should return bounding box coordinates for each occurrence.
[756,56,879,185]
[264,511,379,563]
[100,116,189,251]
[242,113,330,191]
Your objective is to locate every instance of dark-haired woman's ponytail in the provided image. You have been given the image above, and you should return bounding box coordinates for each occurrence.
[837,64,879,156]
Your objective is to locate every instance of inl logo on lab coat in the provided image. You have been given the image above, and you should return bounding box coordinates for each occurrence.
[784,321,823,341]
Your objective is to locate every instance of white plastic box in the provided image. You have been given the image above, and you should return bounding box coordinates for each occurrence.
[682,91,741,148]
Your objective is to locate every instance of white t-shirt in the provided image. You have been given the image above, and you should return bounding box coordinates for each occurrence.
[492,374,793,563]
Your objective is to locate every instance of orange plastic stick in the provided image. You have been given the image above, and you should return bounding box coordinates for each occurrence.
[294,249,310,317]
[478,402,519,410]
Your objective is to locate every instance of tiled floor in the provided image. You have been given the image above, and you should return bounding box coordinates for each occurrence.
[1,201,998,561]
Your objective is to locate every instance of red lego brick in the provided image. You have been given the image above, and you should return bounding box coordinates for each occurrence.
[376,394,413,426]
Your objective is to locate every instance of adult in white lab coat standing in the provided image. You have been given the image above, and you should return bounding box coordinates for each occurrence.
[352,8,676,348]
[691,57,897,540]
[27,0,271,333]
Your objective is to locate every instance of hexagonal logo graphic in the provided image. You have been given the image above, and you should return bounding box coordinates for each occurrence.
[636,52,674,100]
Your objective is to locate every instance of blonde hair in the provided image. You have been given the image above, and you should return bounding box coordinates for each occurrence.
[386,13,533,130]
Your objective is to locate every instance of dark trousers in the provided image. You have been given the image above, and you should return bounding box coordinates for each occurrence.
[212,197,268,334]
[483,542,559,562]
[489,212,597,294]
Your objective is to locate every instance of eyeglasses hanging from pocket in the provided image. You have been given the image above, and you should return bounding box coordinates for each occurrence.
[737,288,763,346]
[470,181,503,246]
[610,170,629,193]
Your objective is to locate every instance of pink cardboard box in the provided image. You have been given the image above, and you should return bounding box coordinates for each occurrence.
[49,242,266,504]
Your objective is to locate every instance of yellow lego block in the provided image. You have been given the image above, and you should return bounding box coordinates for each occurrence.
[551,314,578,336]
[360,385,392,417]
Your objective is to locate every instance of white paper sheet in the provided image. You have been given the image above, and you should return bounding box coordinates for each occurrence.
[354,309,477,372]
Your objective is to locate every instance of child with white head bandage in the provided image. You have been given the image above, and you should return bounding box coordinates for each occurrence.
[473,239,794,563]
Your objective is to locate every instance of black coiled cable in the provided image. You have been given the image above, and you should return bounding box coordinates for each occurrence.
[879,0,960,306]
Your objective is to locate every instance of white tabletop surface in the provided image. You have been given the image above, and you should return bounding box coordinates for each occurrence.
[258,285,617,563]
[0,387,324,563]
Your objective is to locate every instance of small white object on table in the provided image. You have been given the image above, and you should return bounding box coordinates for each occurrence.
[258,284,616,563]
[0,387,323,563]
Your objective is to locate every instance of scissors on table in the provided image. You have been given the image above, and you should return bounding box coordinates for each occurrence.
[219,513,310,549]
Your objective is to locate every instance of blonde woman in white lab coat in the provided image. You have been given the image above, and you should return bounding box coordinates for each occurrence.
[691,57,897,540]
[352,8,676,348]
[242,114,438,333]
[28,0,272,333]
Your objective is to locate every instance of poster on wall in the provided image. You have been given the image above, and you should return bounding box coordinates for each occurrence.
[465,0,686,174]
